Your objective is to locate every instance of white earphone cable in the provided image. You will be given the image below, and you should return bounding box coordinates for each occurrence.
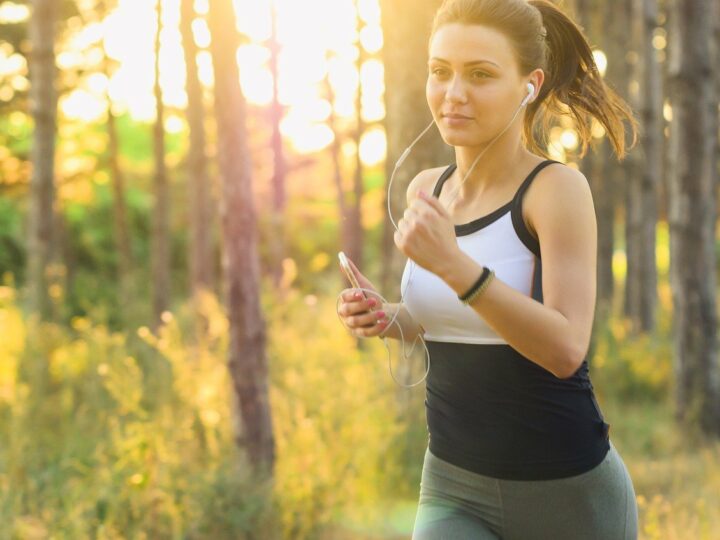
[336,83,535,388]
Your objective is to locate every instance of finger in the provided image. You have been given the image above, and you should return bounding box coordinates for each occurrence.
[352,288,368,300]
[403,207,418,221]
[344,299,374,317]
[418,191,449,217]
[398,217,412,234]
[346,256,363,279]
[394,229,403,250]
[348,314,388,337]
[409,201,436,225]
[342,290,361,302]
[350,325,369,338]
[346,257,378,291]
[348,311,383,329]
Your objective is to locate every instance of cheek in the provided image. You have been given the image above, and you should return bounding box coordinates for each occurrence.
[426,80,444,107]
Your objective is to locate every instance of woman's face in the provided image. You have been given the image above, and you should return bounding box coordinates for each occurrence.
[426,23,531,147]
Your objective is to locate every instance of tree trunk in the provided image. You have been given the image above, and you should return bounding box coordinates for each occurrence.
[601,0,640,327]
[208,0,275,473]
[180,0,213,322]
[152,0,171,328]
[713,0,720,216]
[625,0,661,335]
[27,0,58,320]
[348,5,366,272]
[666,0,720,437]
[599,0,638,321]
[323,65,349,242]
[323,59,352,269]
[590,143,616,324]
[574,0,615,347]
[324,65,367,352]
[107,95,134,314]
[268,1,287,289]
[378,0,454,296]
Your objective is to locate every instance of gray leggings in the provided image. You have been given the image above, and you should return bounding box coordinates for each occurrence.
[412,441,638,539]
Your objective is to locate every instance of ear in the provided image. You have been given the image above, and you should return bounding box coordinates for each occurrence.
[528,68,545,102]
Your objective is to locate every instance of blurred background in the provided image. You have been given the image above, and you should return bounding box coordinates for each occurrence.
[0,0,719,538]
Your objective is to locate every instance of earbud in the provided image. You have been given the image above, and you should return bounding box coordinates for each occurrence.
[342,77,539,388]
[521,82,535,107]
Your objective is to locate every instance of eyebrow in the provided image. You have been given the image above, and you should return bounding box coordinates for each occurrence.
[428,57,500,68]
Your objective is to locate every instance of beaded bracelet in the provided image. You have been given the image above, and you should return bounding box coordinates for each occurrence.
[458,266,495,305]
[458,266,490,301]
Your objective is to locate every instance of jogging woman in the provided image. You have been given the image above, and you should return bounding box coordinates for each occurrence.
[338,0,639,537]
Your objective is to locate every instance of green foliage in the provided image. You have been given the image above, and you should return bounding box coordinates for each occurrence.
[0,198,25,281]
[591,309,673,404]
[2,275,720,538]
[0,112,32,158]
[264,278,421,538]
[0,289,278,538]
[0,279,428,539]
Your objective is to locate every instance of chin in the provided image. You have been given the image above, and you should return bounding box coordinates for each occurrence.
[439,130,482,147]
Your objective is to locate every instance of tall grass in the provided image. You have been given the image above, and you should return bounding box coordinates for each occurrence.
[1,272,719,539]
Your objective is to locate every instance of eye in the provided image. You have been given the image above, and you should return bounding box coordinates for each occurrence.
[430,67,448,77]
[471,70,490,79]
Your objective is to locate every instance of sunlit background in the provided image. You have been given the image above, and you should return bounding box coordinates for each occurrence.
[0,0,673,170]
[0,0,391,165]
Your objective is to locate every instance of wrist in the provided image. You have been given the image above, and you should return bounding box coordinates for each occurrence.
[438,251,484,294]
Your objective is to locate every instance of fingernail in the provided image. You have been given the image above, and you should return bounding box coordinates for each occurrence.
[376,311,385,318]
[354,292,362,299]
[418,190,426,198]
[368,298,377,307]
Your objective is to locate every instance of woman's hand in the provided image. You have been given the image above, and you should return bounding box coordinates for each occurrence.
[394,190,461,277]
[337,256,391,338]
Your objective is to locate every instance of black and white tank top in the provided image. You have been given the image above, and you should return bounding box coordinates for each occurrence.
[399,159,611,481]
[401,160,553,342]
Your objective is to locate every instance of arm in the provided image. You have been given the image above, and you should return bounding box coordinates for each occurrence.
[438,167,597,379]
[379,302,425,341]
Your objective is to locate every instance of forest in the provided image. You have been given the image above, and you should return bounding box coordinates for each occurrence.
[0,0,719,538]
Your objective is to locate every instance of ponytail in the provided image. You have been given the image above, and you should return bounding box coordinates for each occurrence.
[429,0,639,160]
[527,0,638,160]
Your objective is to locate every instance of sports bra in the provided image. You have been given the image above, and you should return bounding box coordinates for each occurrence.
[400,159,560,343]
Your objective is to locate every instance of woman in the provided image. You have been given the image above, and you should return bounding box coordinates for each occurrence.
[337,0,639,537]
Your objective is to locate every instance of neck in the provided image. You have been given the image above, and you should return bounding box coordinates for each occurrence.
[449,125,530,205]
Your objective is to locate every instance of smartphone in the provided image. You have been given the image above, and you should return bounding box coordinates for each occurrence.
[338,251,366,298]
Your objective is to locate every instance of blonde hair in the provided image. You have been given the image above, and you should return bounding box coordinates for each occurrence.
[429,0,639,160]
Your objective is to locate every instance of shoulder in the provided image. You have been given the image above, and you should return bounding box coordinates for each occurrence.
[523,162,595,241]
[406,166,450,207]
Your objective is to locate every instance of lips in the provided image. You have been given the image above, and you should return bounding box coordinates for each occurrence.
[442,113,473,119]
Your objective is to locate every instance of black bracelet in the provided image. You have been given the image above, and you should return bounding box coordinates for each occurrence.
[458,266,491,302]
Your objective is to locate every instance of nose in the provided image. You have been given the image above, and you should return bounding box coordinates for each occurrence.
[445,74,468,104]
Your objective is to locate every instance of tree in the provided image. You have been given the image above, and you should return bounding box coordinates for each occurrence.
[152,0,171,328]
[625,0,662,334]
[323,51,353,274]
[347,1,367,271]
[267,0,287,288]
[207,0,275,473]
[378,0,454,295]
[571,0,614,357]
[97,0,134,320]
[27,0,58,319]
[180,0,214,317]
[666,0,720,436]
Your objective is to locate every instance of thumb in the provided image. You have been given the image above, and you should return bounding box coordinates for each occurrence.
[345,256,363,280]
[345,256,376,291]
[419,189,449,217]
